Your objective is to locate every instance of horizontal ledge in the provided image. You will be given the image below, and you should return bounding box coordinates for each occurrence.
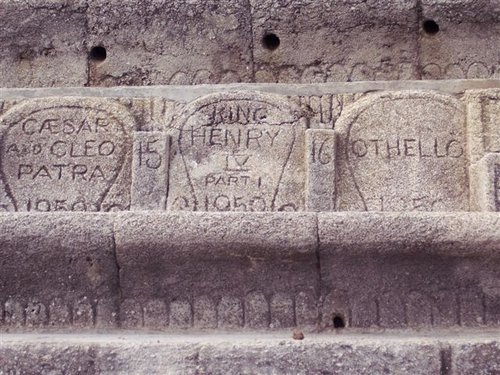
[319,212,500,256]
[1,329,499,344]
[0,331,498,374]
[0,212,498,257]
[1,79,500,100]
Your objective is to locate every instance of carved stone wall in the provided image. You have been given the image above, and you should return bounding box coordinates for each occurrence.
[0,1,499,371]
[1,82,499,213]
[0,82,498,338]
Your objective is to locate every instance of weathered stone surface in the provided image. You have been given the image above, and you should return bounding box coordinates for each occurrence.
[251,0,419,83]
[167,92,306,212]
[452,341,500,374]
[2,1,500,86]
[420,0,500,80]
[0,332,458,374]
[131,131,169,210]
[0,98,135,212]
[335,91,468,211]
[319,213,500,328]
[0,210,497,332]
[466,89,500,163]
[0,213,118,329]
[1,84,500,213]
[87,0,253,86]
[0,0,88,87]
[470,154,500,212]
[305,129,336,211]
[114,212,318,329]
[2,84,500,213]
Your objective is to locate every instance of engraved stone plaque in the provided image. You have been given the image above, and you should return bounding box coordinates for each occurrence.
[335,92,468,211]
[0,98,134,211]
[168,92,306,211]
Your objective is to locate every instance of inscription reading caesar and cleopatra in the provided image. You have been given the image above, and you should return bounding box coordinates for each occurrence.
[168,93,306,212]
[11,117,115,183]
[0,99,133,212]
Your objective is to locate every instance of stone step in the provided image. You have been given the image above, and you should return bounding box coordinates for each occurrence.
[1,212,498,331]
[1,0,499,87]
[0,330,498,374]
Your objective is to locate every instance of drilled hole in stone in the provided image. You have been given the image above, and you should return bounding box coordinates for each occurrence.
[333,314,346,328]
[89,46,107,62]
[423,19,440,35]
[262,33,280,51]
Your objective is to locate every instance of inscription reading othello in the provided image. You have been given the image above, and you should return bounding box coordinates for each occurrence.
[349,138,464,159]
[171,97,304,212]
[336,94,469,211]
[1,104,130,211]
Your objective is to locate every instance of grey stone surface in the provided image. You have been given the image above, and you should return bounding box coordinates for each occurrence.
[2,1,500,86]
[452,341,500,375]
[0,97,135,212]
[167,91,306,212]
[131,131,169,210]
[0,84,499,212]
[306,129,336,211]
[0,332,463,375]
[251,0,419,83]
[3,80,500,102]
[0,211,498,331]
[0,83,498,335]
[86,0,253,86]
[470,154,500,212]
[0,213,118,329]
[420,0,500,80]
[0,0,88,88]
[1,0,500,368]
[114,212,318,329]
[467,89,500,163]
[319,212,500,328]
[335,91,468,211]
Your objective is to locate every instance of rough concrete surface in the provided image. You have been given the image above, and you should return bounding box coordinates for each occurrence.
[86,0,253,86]
[420,0,500,80]
[251,0,419,82]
